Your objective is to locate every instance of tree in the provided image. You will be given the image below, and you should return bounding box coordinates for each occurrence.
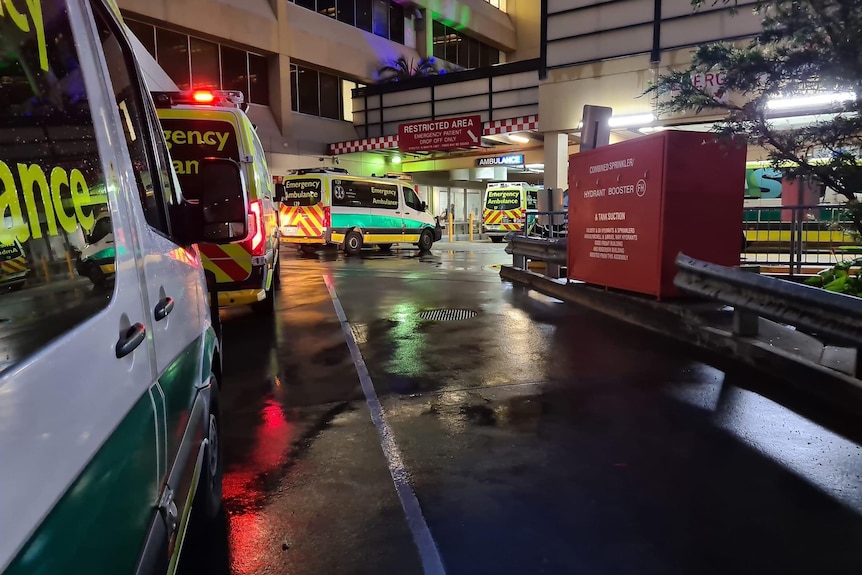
[646,0,862,234]
[377,56,440,83]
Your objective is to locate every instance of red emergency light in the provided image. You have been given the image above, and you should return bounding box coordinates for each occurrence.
[193,90,215,104]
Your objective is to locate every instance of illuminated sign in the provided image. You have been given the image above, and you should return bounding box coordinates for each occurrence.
[476,154,525,167]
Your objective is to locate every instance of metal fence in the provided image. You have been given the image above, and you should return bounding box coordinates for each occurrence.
[742,204,861,274]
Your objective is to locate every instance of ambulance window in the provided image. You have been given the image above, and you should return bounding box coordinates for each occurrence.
[403,187,422,210]
[0,0,115,373]
[94,7,174,235]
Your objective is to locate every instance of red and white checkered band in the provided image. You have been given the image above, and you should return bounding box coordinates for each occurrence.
[483,115,539,136]
[329,115,540,155]
[330,135,398,155]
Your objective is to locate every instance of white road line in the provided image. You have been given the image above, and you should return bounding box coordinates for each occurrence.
[324,275,447,575]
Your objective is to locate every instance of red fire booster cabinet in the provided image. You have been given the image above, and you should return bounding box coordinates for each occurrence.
[567,131,746,298]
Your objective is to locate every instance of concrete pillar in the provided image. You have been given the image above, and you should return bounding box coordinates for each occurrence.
[270,54,293,137]
[542,132,568,227]
[414,8,431,60]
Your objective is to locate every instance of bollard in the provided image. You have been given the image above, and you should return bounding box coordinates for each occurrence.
[448,212,454,242]
[41,256,51,284]
[469,213,474,242]
[65,251,76,280]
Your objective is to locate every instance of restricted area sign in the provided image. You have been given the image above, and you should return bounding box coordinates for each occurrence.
[398,115,482,152]
[568,131,746,298]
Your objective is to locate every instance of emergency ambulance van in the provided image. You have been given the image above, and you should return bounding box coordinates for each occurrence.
[483,182,539,242]
[279,169,442,255]
[0,240,29,291]
[155,90,281,313]
[1,2,250,573]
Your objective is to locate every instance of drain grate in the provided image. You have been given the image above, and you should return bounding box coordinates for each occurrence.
[419,309,478,321]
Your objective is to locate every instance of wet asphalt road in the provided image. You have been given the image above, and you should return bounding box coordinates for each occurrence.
[181,242,862,575]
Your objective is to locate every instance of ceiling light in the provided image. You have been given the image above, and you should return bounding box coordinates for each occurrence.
[509,133,530,144]
[525,163,544,171]
[766,91,855,111]
[607,113,655,128]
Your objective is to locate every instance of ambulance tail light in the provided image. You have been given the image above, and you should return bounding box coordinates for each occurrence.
[323,206,331,231]
[243,200,266,256]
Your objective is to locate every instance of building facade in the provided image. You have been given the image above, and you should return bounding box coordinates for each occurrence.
[117,0,535,181]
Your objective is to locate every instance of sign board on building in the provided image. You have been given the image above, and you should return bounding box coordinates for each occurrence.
[476,154,525,167]
[567,131,746,298]
[398,115,482,152]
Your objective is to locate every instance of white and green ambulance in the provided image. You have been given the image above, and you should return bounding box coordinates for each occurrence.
[278,169,443,255]
[0,2,251,574]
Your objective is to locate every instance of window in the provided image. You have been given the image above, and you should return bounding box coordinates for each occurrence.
[317,0,336,17]
[248,54,270,106]
[333,181,398,209]
[290,64,299,112]
[291,63,356,121]
[126,19,156,57]
[337,0,356,25]
[372,0,389,38]
[403,187,423,211]
[128,19,271,106]
[283,179,324,206]
[97,10,174,234]
[190,37,220,91]
[220,46,248,97]
[290,0,409,42]
[356,0,373,31]
[319,73,341,119]
[156,28,190,90]
[342,79,359,121]
[432,21,501,70]
[389,2,404,45]
[433,21,446,60]
[0,0,121,372]
[298,67,320,116]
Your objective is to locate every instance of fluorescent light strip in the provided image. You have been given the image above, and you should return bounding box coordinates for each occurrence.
[607,113,655,128]
[766,91,855,111]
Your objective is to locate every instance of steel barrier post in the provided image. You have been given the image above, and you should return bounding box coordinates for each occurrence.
[469,213,474,241]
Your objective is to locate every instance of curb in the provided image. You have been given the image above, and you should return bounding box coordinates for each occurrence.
[500,265,862,410]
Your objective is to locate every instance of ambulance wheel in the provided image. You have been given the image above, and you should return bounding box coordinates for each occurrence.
[418,229,434,251]
[300,245,317,256]
[490,236,503,244]
[344,231,363,256]
[377,243,392,252]
[196,374,223,521]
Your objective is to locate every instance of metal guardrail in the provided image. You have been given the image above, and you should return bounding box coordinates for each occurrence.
[506,217,568,278]
[674,253,862,345]
[505,235,567,264]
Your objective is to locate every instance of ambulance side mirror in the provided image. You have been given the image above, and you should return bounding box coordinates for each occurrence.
[274,183,286,202]
[174,157,249,244]
[420,201,427,212]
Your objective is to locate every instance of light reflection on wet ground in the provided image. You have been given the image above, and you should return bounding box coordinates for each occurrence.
[180,243,862,575]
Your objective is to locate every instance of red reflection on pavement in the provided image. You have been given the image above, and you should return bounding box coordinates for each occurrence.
[222,399,294,574]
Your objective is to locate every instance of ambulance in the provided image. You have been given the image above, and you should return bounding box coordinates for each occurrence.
[1,2,249,573]
[278,169,442,255]
[155,90,281,313]
[482,182,539,243]
[0,240,29,291]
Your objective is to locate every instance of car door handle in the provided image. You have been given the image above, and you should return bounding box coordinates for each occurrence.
[116,323,146,358]
[154,297,175,321]
[395,211,401,214]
